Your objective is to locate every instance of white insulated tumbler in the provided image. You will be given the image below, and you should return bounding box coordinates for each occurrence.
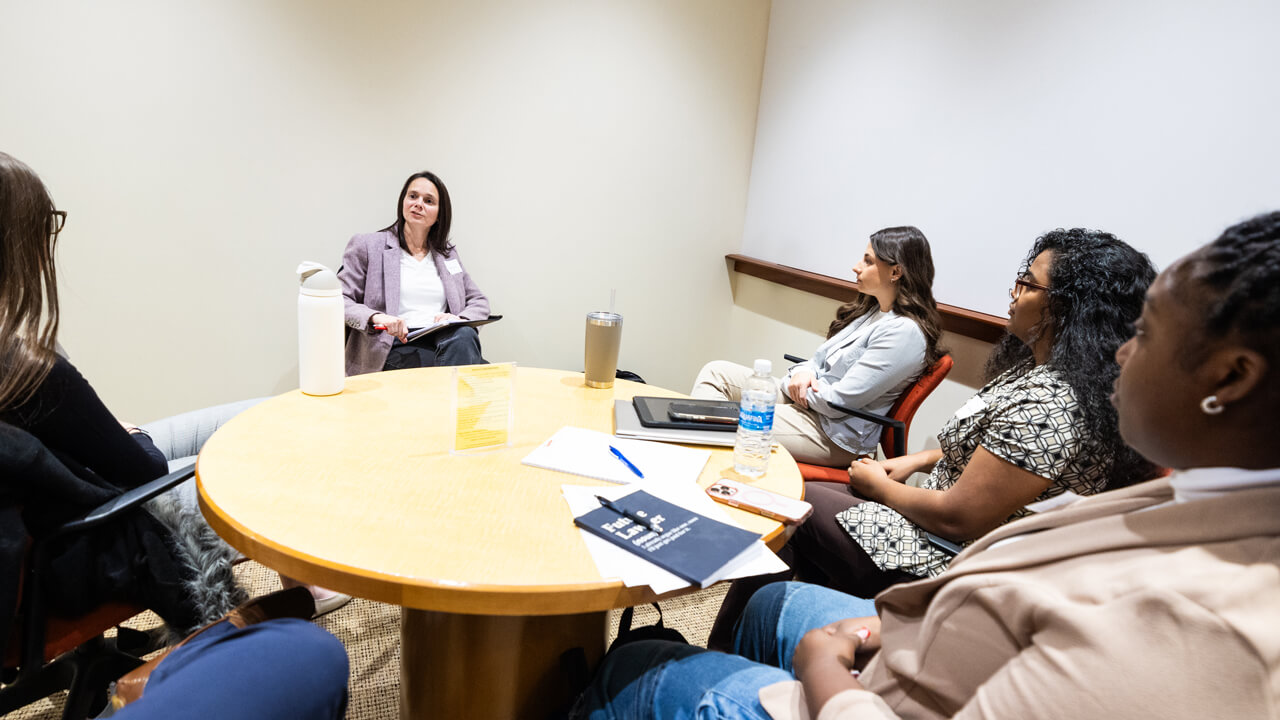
[296,261,344,396]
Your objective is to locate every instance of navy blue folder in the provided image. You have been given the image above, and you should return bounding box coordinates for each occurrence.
[574,489,761,588]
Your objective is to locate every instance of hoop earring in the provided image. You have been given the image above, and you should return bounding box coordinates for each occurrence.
[1200,395,1225,415]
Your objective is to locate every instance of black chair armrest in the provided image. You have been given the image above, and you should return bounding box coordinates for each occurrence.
[925,532,963,557]
[826,402,907,457]
[49,465,197,540]
[779,354,908,457]
[19,466,196,676]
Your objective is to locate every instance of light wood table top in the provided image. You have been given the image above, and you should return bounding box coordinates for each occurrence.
[196,366,803,616]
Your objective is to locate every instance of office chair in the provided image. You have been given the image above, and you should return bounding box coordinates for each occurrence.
[781,354,953,484]
[0,424,198,720]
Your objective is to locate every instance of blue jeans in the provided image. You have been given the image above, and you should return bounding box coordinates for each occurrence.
[114,618,349,720]
[582,582,876,719]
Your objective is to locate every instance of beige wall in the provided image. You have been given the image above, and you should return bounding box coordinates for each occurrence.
[1,0,771,421]
[721,272,993,455]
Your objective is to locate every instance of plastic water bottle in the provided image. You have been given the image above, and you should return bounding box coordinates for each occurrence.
[296,261,344,396]
[734,359,775,477]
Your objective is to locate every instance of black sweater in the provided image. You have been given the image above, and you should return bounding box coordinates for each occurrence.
[0,358,204,654]
[1,356,168,489]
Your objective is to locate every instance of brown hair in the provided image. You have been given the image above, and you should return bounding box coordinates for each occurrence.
[827,226,945,365]
[382,170,454,257]
[0,152,61,411]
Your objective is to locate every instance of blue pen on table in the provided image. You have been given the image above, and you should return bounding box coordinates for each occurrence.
[594,494,661,533]
[608,445,645,479]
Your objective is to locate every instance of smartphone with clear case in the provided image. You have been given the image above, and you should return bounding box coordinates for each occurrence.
[706,480,813,524]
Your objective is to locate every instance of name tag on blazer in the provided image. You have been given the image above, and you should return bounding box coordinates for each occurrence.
[954,395,986,420]
[444,259,463,275]
[957,392,983,420]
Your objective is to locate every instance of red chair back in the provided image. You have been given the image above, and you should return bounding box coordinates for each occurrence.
[881,354,953,459]
[797,354,954,483]
[5,603,143,667]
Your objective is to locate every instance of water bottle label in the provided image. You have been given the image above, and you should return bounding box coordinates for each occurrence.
[739,407,774,432]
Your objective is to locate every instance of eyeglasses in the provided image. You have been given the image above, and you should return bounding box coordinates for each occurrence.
[51,210,67,237]
[1010,274,1050,299]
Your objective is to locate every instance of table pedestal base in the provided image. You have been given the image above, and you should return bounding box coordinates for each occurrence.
[401,608,607,719]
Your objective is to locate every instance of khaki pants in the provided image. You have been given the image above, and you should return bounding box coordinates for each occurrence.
[690,360,862,468]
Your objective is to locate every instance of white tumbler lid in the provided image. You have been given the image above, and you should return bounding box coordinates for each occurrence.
[753,358,772,375]
[297,261,340,297]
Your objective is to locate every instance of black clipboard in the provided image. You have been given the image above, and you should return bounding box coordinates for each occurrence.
[631,396,739,432]
[405,315,503,342]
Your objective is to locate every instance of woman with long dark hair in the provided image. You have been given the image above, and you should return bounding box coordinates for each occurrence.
[708,228,1158,650]
[340,170,491,375]
[692,226,944,467]
[0,152,241,639]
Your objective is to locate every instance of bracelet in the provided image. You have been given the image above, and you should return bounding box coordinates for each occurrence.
[128,427,151,437]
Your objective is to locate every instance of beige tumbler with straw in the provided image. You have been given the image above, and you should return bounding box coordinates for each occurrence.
[584,312,622,388]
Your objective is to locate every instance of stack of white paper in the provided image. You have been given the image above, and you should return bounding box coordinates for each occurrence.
[523,426,711,485]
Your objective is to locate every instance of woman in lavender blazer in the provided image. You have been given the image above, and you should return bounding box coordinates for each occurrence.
[340,170,491,376]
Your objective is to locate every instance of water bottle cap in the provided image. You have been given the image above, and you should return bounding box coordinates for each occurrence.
[297,261,341,297]
[753,358,772,375]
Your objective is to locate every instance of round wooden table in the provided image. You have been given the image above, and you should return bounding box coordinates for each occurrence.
[196,367,802,718]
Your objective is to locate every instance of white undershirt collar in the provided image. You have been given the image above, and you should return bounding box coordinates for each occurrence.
[1167,465,1280,504]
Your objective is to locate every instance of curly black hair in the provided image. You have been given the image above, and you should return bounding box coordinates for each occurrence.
[1184,211,1280,367]
[984,228,1159,488]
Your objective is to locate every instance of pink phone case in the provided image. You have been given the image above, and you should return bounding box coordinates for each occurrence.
[706,480,814,524]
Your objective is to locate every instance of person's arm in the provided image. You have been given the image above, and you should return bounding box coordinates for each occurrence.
[784,351,820,402]
[847,446,1052,541]
[791,619,874,717]
[942,589,1266,719]
[786,369,818,408]
[10,357,167,489]
[118,420,167,468]
[801,587,1264,720]
[338,235,383,334]
[806,322,925,419]
[877,448,942,483]
[850,382,1088,540]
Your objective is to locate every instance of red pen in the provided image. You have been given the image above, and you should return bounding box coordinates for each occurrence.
[374,325,386,331]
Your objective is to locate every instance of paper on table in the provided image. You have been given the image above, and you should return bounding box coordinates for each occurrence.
[563,481,788,594]
[524,426,710,485]
[453,363,513,452]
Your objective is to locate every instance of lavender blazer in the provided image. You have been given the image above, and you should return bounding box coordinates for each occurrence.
[339,229,490,376]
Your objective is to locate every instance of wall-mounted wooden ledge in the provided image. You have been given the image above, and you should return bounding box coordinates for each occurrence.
[727,254,1008,344]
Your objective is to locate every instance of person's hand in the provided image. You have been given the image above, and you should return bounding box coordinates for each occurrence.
[847,458,891,500]
[846,615,882,657]
[371,313,408,342]
[787,370,817,409]
[793,618,876,714]
[879,455,918,484]
[433,312,462,324]
[793,621,867,680]
[119,420,139,433]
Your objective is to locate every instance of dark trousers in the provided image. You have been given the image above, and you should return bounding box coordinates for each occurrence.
[382,324,485,370]
[706,481,921,651]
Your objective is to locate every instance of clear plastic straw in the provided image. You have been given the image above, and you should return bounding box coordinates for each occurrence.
[609,289,616,314]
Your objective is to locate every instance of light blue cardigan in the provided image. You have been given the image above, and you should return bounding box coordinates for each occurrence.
[784,309,926,455]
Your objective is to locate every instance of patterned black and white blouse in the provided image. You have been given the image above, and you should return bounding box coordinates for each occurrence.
[837,363,1112,578]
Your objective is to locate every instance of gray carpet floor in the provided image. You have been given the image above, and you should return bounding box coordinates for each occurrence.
[5,561,729,719]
